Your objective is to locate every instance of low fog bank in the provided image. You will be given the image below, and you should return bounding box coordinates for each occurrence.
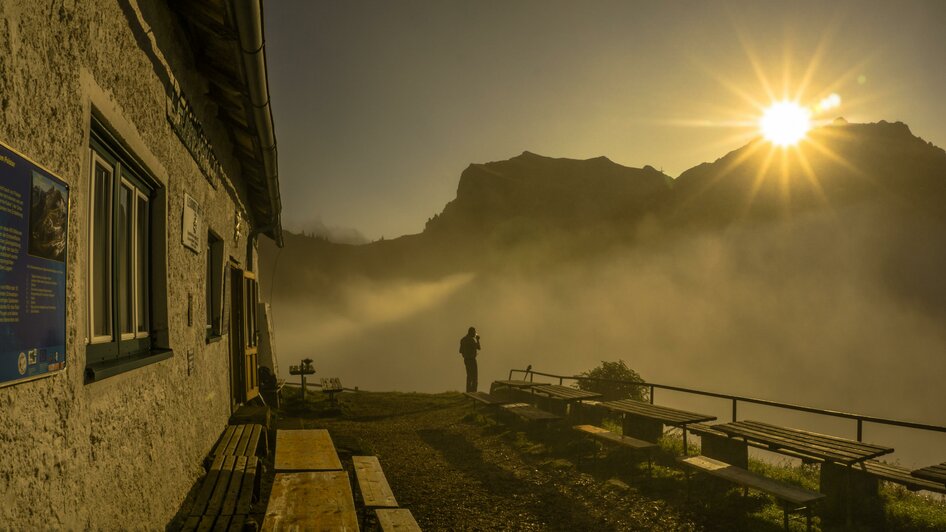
[264,203,946,466]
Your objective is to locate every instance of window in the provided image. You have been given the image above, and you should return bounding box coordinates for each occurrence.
[86,122,169,381]
[206,231,223,340]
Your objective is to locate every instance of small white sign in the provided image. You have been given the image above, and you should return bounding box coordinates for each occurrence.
[182,193,202,253]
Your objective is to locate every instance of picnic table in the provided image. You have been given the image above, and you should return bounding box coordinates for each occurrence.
[490,379,544,402]
[911,462,946,487]
[597,399,717,449]
[274,429,343,472]
[712,420,893,466]
[713,420,895,523]
[262,471,358,531]
[529,384,602,415]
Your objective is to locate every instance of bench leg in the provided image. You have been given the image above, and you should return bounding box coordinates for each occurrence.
[783,506,789,530]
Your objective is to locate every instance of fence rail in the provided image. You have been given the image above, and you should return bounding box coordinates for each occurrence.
[507,368,946,442]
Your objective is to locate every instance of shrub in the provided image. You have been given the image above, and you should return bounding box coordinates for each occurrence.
[576,360,648,401]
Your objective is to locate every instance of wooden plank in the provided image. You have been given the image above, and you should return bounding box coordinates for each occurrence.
[213,426,238,457]
[220,456,247,516]
[572,425,656,451]
[182,516,201,532]
[196,515,218,532]
[223,425,246,457]
[912,461,946,484]
[857,461,946,493]
[236,456,260,515]
[353,456,398,509]
[531,384,602,401]
[679,455,824,506]
[189,455,227,516]
[212,514,233,532]
[235,426,254,457]
[226,515,245,532]
[206,456,238,516]
[262,471,359,532]
[491,379,542,389]
[247,424,263,457]
[597,399,716,426]
[376,508,422,532]
[501,403,561,422]
[275,429,343,472]
[464,391,509,406]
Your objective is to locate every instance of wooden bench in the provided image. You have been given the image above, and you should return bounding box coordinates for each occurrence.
[262,471,359,531]
[321,377,343,405]
[573,424,656,474]
[856,460,946,493]
[182,455,260,531]
[376,508,422,531]
[500,402,561,424]
[678,455,824,531]
[464,391,510,408]
[353,456,398,512]
[687,422,749,468]
[212,424,266,461]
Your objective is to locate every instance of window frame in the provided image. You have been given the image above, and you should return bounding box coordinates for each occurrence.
[205,230,224,342]
[86,123,169,381]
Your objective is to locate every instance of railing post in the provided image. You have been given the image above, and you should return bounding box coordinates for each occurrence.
[857,419,863,442]
[649,385,654,404]
[558,377,563,385]
[732,399,737,422]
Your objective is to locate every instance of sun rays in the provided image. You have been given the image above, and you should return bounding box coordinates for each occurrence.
[669,29,873,223]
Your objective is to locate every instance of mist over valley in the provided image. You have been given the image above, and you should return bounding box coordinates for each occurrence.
[261,121,946,467]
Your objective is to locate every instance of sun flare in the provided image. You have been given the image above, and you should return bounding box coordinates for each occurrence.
[760,101,812,147]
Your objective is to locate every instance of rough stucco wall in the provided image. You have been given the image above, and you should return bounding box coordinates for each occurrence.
[0,1,257,528]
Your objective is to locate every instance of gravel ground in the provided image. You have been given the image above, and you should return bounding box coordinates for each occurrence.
[275,390,703,531]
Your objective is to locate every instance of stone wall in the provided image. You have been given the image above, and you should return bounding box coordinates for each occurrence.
[0,1,261,528]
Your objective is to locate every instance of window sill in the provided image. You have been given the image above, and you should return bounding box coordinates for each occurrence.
[84,348,173,383]
[206,334,223,345]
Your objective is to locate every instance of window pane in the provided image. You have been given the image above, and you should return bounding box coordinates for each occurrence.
[137,195,149,334]
[92,162,112,338]
[206,240,213,330]
[118,183,133,335]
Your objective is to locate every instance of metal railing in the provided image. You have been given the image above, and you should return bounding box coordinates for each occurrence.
[507,367,946,442]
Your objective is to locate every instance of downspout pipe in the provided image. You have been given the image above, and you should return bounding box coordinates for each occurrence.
[229,0,283,248]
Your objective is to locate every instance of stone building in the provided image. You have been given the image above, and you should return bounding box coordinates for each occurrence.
[0,0,282,527]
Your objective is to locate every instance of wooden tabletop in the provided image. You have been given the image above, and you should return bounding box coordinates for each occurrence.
[262,471,359,531]
[492,379,544,388]
[531,384,602,402]
[713,420,894,466]
[275,429,343,472]
[911,462,946,485]
[597,399,717,426]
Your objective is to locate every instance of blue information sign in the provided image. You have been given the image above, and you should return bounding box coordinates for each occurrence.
[0,141,68,387]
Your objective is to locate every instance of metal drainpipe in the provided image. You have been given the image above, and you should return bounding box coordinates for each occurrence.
[229,0,283,247]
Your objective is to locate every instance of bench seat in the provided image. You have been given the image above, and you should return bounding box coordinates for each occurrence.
[464,391,510,407]
[353,456,398,509]
[855,460,946,493]
[501,402,561,423]
[376,508,422,531]
[212,424,266,460]
[679,455,823,531]
[573,425,656,451]
[185,455,260,525]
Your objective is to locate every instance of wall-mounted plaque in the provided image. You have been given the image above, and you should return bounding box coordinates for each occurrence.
[182,193,202,253]
[0,140,69,387]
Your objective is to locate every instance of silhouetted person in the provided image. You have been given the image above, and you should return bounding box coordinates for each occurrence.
[459,326,481,392]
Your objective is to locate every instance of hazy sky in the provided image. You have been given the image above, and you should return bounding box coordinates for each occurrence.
[265,0,946,241]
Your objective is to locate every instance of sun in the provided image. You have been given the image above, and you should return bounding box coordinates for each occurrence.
[760,101,812,147]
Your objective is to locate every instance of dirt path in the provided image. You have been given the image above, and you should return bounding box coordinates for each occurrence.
[275,391,701,531]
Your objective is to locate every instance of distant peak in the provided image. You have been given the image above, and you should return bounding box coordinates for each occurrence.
[831,117,848,126]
